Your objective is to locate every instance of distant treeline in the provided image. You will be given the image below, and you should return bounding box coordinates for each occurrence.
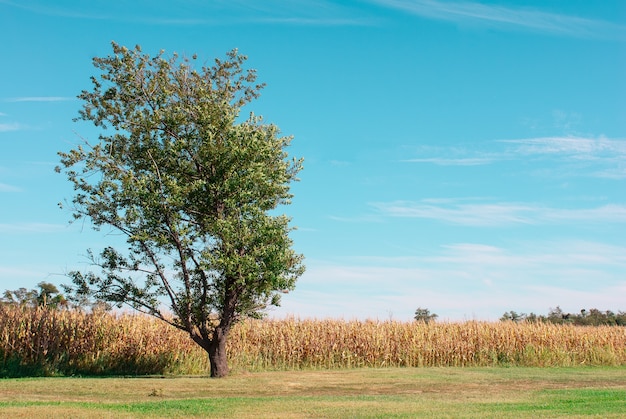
[500,307,626,326]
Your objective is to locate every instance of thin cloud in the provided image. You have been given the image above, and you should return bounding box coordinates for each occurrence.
[405,136,626,178]
[502,136,626,159]
[503,136,626,178]
[0,0,109,20]
[0,266,51,281]
[0,122,22,132]
[595,167,626,180]
[329,214,384,223]
[403,157,494,166]
[0,0,372,26]
[371,200,626,226]
[371,0,626,40]
[6,96,74,102]
[0,183,21,192]
[0,223,67,233]
[402,144,499,166]
[372,200,536,226]
[273,240,626,320]
[437,240,626,267]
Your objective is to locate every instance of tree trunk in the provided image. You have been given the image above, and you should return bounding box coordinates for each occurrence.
[208,327,229,378]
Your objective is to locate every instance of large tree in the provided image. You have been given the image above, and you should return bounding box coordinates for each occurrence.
[57,43,304,377]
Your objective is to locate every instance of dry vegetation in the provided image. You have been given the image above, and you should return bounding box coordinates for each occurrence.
[1,305,625,377]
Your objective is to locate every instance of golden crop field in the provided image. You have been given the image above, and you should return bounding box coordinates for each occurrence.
[1,305,625,376]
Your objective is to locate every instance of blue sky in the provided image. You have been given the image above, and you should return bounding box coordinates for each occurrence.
[1,0,624,321]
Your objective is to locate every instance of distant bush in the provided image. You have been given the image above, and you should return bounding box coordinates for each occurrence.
[1,282,67,309]
[500,306,626,326]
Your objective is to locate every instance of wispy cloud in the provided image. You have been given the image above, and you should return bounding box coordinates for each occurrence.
[0,183,21,192]
[0,223,67,233]
[436,241,626,268]
[6,96,74,102]
[0,122,22,132]
[502,136,626,159]
[371,199,626,226]
[405,136,626,177]
[503,136,626,178]
[1,0,372,26]
[274,240,626,320]
[402,157,494,166]
[371,0,626,40]
[402,144,499,166]
[329,214,384,223]
[0,266,52,281]
[372,200,535,226]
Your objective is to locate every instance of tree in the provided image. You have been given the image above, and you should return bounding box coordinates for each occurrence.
[35,282,68,308]
[1,282,67,309]
[499,310,527,323]
[414,307,438,323]
[56,43,305,378]
[547,306,568,324]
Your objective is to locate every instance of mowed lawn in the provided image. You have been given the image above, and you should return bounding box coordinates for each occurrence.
[0,367,625,418]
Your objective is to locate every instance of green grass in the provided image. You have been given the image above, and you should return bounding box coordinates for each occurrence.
[0,367,625,418]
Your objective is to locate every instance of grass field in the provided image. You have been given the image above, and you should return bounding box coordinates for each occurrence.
[1,367,625,418]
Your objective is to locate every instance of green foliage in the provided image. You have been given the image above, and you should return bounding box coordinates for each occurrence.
[1,282,67,309]
[56,42,304,377]
[500,306,626,326]
[414,307,438,323]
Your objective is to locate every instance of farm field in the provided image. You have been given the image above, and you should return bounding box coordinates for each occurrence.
[3,306,626,377]
[0,367,625,418]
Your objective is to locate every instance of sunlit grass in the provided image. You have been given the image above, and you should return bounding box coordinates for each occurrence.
[0,368,624,418]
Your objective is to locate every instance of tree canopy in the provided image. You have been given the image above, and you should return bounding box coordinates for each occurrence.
[57,42,304,377]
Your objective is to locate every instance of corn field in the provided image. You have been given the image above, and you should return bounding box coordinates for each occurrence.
[1,305,625,377]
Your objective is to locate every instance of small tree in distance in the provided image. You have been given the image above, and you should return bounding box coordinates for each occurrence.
[57,43,304,378]
[1,282,67,309]
[414,307,438,323]
[500,310,526,323]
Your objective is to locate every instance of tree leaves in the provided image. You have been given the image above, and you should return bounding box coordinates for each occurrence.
[57,42,305,367]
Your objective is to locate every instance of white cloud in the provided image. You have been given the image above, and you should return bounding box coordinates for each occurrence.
[436,240,626,268]
[595,167,626,180]
[370,200,626,226]
[404,136,626,178]
[501,136,626,178]
[0,266,50,281]
[1,0,372,26]
[402,157,494,166]
[371,0,626,40]
[371,200,535,226]
[543,205,626,223]
[272,240,626,321]
[328,214,384,223]
[0,183,21,192]
[0,223,67,233]
[502,136,626,158]
[0,122,21,132]
[7,96,74,102]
